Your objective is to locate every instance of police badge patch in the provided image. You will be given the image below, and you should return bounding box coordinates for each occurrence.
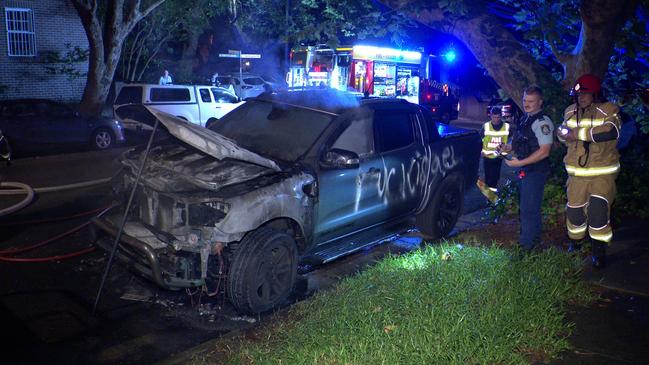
[541,124,551,135]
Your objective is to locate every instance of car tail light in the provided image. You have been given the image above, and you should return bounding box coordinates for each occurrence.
[426,93,432,100]
[431,107,437,113]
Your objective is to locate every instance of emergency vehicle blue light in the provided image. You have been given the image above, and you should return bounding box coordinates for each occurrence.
[443,50,457,63]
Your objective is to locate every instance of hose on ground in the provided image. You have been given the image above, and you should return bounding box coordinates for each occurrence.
[0,181,34,217]
[0,205,113,263]
[0,176,112,217]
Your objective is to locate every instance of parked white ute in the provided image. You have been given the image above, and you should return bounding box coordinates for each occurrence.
[113,84,244,130]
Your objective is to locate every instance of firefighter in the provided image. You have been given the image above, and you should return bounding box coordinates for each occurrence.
[500,85,554,251]
[557,74,621,268]
[480,106,511,197]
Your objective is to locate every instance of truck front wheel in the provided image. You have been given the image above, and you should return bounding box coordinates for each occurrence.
[227,227,298,314]
[416,173,464,239]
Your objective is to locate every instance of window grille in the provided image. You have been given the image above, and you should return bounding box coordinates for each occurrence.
[5,7,36,57]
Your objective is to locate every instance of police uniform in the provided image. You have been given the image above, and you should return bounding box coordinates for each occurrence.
[512,111,554,250]
[481,120,511,191]
[559,102,620,246]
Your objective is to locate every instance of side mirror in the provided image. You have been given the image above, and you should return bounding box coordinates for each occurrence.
[321,148,359,169]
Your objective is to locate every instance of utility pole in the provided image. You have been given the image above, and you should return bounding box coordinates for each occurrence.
[285,0,290,75]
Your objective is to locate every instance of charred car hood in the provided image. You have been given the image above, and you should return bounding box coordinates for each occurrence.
[147,106,280,171]
[122,142,279,193]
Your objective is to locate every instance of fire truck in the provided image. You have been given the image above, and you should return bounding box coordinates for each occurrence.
[287,44,459,122]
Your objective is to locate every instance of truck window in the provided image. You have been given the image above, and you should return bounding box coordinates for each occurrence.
[374,111,414,152]
[115,86,143,105]
[332,117,374,156]
[211,89,238,103]
[150,88,191,102]
[199,88,212,103]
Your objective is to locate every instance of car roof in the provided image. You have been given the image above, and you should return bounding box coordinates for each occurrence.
[254,89,415,115]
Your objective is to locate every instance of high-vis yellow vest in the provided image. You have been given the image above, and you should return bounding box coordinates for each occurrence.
[560,102,621,177]
[482,122,510,159]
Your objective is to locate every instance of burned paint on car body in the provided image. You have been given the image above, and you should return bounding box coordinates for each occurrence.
[95,90,480,313]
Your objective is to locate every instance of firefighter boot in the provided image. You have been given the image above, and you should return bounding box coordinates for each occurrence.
[567,239,583,253]
[591,240,607,269]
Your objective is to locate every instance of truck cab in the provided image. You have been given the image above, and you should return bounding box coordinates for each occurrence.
[113,84,244,130]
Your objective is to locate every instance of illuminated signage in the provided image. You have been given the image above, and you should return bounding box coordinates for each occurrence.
[352,45,421,64]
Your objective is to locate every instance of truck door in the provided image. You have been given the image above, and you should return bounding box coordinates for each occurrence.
[373,108,425,218]
[197,88,212,126]
[314,114,384,245]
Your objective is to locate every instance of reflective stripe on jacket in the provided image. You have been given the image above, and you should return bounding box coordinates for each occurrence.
[482,122,510,159]
[560,102,621,177]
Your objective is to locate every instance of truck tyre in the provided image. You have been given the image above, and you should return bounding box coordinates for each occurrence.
[227,227,298,314]
[416,173,463,239]
[205,118,218,129]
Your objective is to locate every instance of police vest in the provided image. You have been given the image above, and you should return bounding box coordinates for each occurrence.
[482,122,510,158]
[512,112,550,172]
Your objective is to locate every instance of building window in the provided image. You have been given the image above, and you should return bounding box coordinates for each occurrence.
[5,7,36,57]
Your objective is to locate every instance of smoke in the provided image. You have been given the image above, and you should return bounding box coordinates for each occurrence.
[263,88,361,113]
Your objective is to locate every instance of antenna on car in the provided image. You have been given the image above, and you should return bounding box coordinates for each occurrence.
[92,118,160,315]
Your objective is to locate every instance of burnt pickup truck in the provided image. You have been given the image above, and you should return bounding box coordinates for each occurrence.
[94,90,480,314]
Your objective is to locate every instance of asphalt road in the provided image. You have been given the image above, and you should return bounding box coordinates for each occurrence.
[0,118,501,364]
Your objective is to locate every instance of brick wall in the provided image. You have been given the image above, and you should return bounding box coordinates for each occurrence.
[0,0,88,101]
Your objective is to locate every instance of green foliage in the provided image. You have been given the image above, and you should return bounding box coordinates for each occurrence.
[497,0,649,134]
[219,244,591,364]
[119,0,228,83]
[43,43,89,81]
[486,174,565,226]
[614,143,649,221]
[541,181,566,226]
[235,0,417,48]
[486,178,519,221]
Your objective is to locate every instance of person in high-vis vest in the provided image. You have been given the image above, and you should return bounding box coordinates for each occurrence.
[481,106,511,195]
[557,74,621,268]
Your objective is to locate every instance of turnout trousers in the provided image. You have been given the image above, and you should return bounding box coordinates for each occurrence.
[566,174,617,244]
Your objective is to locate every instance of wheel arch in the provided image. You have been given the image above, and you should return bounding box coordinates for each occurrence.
[257,217,307,254]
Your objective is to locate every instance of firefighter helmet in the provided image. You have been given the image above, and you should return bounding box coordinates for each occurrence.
[571,74,602,95]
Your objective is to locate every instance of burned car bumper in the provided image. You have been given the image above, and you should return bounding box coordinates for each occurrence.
[92,216,205,289]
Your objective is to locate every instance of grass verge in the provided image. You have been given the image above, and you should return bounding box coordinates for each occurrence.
[199,243,592,365]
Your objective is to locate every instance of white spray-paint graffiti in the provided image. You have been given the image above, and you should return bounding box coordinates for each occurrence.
[354,145,461,212]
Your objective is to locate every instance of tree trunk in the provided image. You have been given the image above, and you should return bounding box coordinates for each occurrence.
[378,0,639,121]
[71,0,165,117]
[561,0,638,88]
[378,0,566,119]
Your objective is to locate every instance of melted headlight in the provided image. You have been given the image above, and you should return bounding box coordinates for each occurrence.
[188,201,229,227]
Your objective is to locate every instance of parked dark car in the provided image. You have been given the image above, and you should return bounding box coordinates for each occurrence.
[93,90,480,314]
[0,99,125,157]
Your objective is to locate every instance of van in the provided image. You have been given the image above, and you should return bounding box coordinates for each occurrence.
[113,84,244,130]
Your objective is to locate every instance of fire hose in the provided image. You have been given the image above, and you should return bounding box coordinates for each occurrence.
[0,204,113,263]
[0,177,112,217]
[0,181,34,216]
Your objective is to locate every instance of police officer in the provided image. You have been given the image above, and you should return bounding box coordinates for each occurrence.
[480,106,511,197]
[557,74,621,268]
[499,86,554,251]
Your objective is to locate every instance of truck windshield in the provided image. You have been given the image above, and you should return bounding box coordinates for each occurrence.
[210,100,333,162]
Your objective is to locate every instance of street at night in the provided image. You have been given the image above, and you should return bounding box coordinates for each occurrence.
[2,0,649,364]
